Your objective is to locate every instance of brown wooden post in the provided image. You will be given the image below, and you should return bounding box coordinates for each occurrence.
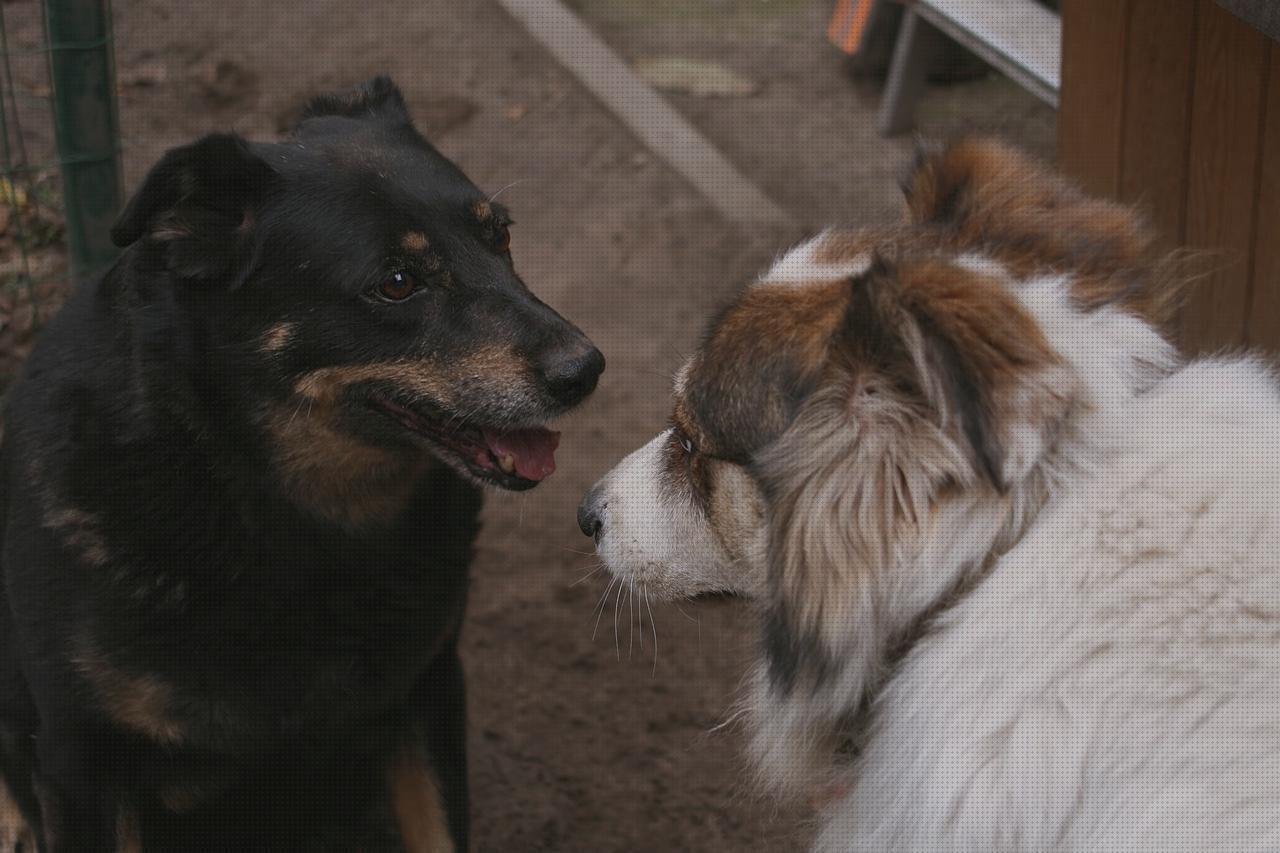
[1059,0,1280,354]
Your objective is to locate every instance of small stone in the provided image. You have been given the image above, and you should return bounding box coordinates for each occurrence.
[633,56,760,97]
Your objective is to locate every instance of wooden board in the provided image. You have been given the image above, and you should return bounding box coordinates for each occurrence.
[1058,0,1131,197]
[1118,0,1198,247]
[1247,42,1279,350]
[1181,0,1269,351]
[1060,0,1280,354]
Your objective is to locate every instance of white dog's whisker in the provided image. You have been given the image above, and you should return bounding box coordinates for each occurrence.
[708,703,748,734]
[612,576,625,661]
[557,544,600,558]
[591,575,619,642]
[635,578,644,653]
[570,564,604,588]
[672,602,699,624]
[627,578,636,660]
[644,583,659,676]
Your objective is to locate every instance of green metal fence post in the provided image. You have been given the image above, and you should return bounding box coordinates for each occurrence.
[44,0,122,280]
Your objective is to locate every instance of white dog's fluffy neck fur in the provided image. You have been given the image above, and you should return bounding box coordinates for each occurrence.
[748,267,1280,850]
[746,269,1185,796]
[816,360,1280,852]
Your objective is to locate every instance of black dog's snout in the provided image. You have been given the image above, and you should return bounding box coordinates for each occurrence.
[577,485,605,538]
[540,344,605,407]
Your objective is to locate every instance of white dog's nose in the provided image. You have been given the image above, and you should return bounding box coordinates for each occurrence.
[577,485,605,538]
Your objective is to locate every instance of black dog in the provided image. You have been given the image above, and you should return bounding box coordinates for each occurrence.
[0,76,602,852]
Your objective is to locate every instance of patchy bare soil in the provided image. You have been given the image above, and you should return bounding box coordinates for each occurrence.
[0,0,1052,849]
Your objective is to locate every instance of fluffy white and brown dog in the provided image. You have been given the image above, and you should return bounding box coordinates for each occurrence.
[578,139,1280,851]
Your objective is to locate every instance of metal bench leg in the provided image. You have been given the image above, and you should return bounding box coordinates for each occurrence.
[877,8,946,136]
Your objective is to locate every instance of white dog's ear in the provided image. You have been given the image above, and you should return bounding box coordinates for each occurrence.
[841,254,1071,492]
[897,137,1192,325]
[900,137,1151,271]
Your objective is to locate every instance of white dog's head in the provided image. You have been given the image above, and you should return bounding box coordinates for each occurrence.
[581,237,1072,610]
[582,138,1176,614]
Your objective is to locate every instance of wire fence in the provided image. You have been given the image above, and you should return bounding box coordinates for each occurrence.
[0,0,121,389]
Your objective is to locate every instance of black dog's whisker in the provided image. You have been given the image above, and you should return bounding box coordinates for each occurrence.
[441,401,479,434]
[487,178,530,203]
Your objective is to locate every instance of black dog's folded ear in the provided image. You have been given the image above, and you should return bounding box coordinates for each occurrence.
[111,133,276,282]
[301,75,410,126]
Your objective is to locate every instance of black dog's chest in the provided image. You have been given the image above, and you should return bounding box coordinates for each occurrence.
[3,398,479,745]
[79,491,476,736]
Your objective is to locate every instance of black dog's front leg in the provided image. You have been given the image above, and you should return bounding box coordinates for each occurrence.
[416,639,469,852]
[0,678,43,851]
[1,590,46,850]
[0,726,41,852]
[28,722,123,853]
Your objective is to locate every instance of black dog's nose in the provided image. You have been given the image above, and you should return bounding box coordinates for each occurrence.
[577,486,605,538]
[540,344,605,407]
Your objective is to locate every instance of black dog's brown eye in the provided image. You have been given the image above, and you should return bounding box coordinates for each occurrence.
[494,225,511,253]
[377,272,416,302]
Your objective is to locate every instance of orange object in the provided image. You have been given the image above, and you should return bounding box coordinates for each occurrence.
[827,0,877,54]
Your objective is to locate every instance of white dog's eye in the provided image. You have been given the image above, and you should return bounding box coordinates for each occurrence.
[670,425,698,459]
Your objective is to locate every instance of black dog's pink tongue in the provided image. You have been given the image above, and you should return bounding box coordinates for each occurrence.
[482,427,560,481]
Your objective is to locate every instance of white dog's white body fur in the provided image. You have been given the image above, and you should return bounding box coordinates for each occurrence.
[813,293,1280,851]
[585,142,1280,851]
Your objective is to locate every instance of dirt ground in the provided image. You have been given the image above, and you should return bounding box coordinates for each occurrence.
[0,0,1053,849]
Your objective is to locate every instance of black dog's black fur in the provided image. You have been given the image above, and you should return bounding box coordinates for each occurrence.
[0,76,602,852]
